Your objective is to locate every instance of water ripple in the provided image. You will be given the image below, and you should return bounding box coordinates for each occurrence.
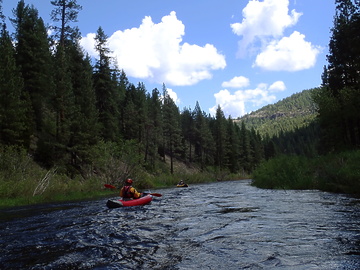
[0,180,359,269]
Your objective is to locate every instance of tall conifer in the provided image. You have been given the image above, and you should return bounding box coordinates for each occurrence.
[143,88,163,169]
[214,105,228,169]
[11,1,55,144]
[93,26,119,141]
[316,0,360,151]
[162,85,182,174]
[50,0,82,167]
[0,24,30,147]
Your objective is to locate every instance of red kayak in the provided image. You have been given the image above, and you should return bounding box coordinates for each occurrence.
[106,194,153,208]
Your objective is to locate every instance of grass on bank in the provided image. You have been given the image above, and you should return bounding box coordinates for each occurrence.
[0,175,113,208]
[0,170,236,208]
[252,150,360,195]
[0,146,247,208]
[3,145,359,208]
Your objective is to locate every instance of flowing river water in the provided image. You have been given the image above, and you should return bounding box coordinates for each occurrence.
[0,180,359,269]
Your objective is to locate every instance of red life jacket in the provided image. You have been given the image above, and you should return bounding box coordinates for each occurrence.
[122,186,134,198]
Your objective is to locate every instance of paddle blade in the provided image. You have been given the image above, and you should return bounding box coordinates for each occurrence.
[150,193,162,197]
[143,192,162,197]
[104,184,116,189]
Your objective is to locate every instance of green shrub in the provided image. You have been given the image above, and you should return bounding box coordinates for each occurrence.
[252,150,360,195]
[252,155,314,189]
[314,151,360,194]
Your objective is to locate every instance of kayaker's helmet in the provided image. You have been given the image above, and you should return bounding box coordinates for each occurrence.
[125,178,133,185]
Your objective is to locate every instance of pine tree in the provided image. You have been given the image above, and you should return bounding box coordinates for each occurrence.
[144,87,163,170]
[180,107,195,163]
[117,69,128,135]
[122,84,138,140]
[93,26,119,141]
[49,0,82,167]
[316,0,360,151]
[226,117,240,173]
[66,38,100,173]
[264,138,276,160]
[250,128,264,169]
[50,0,82,48]
[53,44,75,148]
[0,24,30,147]
[122,81,147,143]
[11,1,55,147]
[239,121,252,174]
[213,105,228,169]
[162,85,182,174]
[193,102,215,170]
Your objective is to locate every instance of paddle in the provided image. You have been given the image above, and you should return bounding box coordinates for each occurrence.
[104,184,116,189]
[143,192,162,197]
[104,184,162,197]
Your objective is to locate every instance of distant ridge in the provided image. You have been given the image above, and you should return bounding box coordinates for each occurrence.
[234,88,318,137]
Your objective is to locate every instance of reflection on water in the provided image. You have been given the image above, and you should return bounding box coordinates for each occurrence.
[0,180,359,269]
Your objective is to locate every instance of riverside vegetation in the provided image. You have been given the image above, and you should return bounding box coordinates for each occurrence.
[0,141,249,208]
[1,0,360,208]
[252,151,360,195]
[0,144,239,208]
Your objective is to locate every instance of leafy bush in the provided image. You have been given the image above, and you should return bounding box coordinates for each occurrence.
[252,151,360,195]
[252,155,314,189]
[314,151,360,194]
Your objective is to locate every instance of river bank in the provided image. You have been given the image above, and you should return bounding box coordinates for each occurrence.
[2,149,360,208]
[1,146,248,208]
[0,168,245,208]
[252,150,360,196]
[4,149,359,209]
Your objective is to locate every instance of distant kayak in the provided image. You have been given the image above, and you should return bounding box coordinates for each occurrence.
[176,183,188,187]
[106,194,153,208]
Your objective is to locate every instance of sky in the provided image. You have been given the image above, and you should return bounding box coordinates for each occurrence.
[2,0,336,118]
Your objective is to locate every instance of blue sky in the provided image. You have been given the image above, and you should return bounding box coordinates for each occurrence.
[2,0,336,118]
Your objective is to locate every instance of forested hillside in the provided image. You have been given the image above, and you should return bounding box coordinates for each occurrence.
[235,88,318,138]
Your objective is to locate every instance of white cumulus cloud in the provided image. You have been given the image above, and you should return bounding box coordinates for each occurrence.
[231,0,302,57]
[253,31,322,71]
[166,88,180,105]
[210,81,285,118]
[269,80,286,92]
[231,0,322,72]
[80,11,226,86]
[221,76,250,88]
[80,33,97,56]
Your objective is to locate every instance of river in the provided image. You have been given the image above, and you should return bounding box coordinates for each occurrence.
[0,180,359,269]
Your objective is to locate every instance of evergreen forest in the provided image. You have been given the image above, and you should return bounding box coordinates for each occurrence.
[0,0,360,206]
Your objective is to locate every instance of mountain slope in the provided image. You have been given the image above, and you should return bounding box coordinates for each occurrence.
[235,88,318,137]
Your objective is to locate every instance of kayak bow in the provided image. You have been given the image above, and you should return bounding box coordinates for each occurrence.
[106,194,153,208]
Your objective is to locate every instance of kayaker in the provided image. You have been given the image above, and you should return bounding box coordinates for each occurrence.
[178,179,185,185]
[120,178,142,200]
